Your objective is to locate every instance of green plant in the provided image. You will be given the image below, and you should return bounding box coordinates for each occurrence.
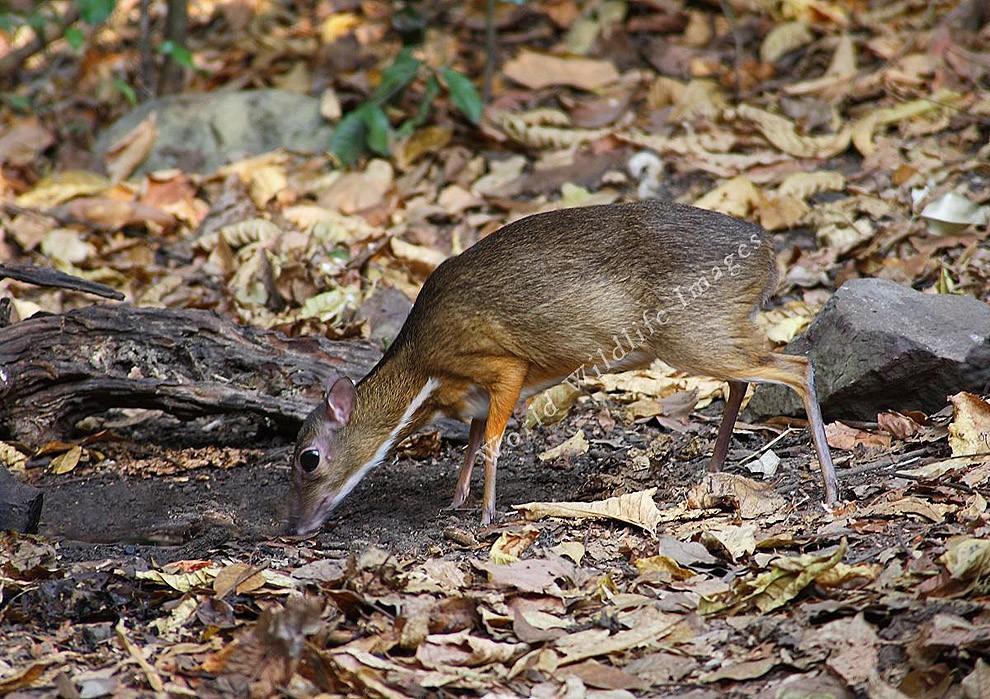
[330,47,483,166]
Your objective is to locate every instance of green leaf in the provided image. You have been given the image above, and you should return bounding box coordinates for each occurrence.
[369,48,421,106]
[363,104,392,156]
[65,26,85,50]
[398,73,439,138]
[1,93,32,113]
[159,40,194,69]
[75,0,115,25]
[0,14,23,31]
[113,77,137,106]
[441,68,483,124]
[26,11,48,33]
[330,108,369,166]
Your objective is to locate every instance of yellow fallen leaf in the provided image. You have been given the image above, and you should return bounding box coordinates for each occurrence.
[526,384,582,428]
[490,528,539,564]
[16,170,110,207]
[247,164,288,208]
[0,442,28,474]
[136,566,220,592]
[635,555,695,581]
[49,445,82,475]
[700,539,849,615]
[515,488,663,535]
[760,21,813,63]
[851,90,962,156]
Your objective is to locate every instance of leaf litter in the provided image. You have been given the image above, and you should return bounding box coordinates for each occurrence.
[2,0,990,695]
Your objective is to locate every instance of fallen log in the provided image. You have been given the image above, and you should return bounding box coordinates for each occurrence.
[0,305,380,444]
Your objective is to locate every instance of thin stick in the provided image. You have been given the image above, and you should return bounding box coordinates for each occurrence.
[0,263,125,300]
[482,0,497,102]
[740,427,798,464]
[139,0,157,99]
[719,0,745,101]
[0,6,82,81]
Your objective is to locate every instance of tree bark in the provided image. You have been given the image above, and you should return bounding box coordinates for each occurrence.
[0,305,380,445]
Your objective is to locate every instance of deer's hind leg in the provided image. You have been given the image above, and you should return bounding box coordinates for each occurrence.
[726,352,838,504]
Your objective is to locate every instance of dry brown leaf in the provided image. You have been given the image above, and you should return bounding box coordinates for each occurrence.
[702,524,757,561]
[877,411,923,439]
[859,496,950,523]
[777,171,846,199]
[686,473,788,519]
[758,192,810,230]
[0,441,28,475]
[105,114,157,182]
[948,392,990,459]
[494,112,610,150]
[473,557,573,594]
[555,607,679,665]
[489,528,539,564]
[760,21,813,63]
[695,176,762,218]
[58,197,175,231]
[635,555,695,581]
[503,50,619,90]
[214,563,266,598]
[247,164,288,207]
[319,159,394,213]
[825,422,892,451]
[515,488,663,535]
[537,430,589,462]
[0,117,54,167]
[526,384,582,427]
[395,126,452,170]
[390,237,447,274]
[737,104,852,158]
[851,90,961,156]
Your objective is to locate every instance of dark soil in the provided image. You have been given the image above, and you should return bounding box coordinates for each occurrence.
[35,398,840,565]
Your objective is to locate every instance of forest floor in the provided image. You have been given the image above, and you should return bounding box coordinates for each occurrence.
[2,0,990,696]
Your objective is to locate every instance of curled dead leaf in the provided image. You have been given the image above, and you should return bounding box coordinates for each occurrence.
[515,488,663,535]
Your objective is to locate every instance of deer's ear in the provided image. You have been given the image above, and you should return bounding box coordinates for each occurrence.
[323,376,355,425]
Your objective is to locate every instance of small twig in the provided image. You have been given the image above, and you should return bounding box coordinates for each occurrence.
[740,427,798,464]
[115,620,165,696]
[482,0,497,102]
[840,448,930,478]
[138,0,157,99]
[719,0,745,101]
[0,263,125,301]
[0,6,82,83]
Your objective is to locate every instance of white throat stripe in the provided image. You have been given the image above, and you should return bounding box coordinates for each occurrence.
[331,377,440,508]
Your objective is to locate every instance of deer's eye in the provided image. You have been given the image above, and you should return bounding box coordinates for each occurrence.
[299,449,321,473]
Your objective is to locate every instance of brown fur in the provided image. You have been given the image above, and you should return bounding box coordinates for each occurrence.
[287,200,837,535]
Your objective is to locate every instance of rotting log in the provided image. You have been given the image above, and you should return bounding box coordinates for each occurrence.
[0,304,380,445]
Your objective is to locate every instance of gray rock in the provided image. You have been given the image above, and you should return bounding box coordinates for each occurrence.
[95,89,334,175]
[0,467,43,533]
[749,278,990,421]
